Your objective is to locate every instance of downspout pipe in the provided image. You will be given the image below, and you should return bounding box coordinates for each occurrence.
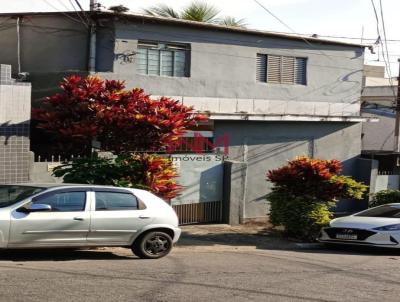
[16,16,21,74]
[88,0,98,74]
[88,21,96,73]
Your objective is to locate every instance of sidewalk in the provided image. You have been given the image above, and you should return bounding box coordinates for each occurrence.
[177,223,309,251]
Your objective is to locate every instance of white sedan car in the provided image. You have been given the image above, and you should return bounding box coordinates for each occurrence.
[319,204,400,247]
[0,184,181,259]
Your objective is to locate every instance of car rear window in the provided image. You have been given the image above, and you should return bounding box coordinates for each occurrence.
[95,191,138,211]
[355,205,400,218]
[0,185,46,208]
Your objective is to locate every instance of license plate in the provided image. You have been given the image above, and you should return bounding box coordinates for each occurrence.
[336,234,357,240]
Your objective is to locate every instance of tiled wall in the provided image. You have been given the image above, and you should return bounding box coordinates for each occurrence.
[0,64,31,184]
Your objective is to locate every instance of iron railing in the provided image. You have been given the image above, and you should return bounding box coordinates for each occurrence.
[172,201,223,225]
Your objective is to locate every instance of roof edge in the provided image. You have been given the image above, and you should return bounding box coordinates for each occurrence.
[0,11,368,48]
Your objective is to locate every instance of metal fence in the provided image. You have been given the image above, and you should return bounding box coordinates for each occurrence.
[172,201,223,225]
[378,170,395,175]
[34,137,216,162]
[35,154,82,163]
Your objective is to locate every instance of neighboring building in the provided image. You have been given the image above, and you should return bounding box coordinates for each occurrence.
[0,11,371,220]
[0,64,31,184]
[361,65,399,173]
[363,64,398,87]
[362,65,397,109]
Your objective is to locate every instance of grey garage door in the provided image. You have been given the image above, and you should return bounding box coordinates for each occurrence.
[244,138,313,219]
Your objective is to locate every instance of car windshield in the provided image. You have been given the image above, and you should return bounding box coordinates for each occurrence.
[0,185,46,208]
[355,205,400,218]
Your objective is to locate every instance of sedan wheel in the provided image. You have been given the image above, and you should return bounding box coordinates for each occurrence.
[132,231,173,259]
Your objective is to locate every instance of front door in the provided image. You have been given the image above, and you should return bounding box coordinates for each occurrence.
[87,190,152,245]
[9,189,90,247]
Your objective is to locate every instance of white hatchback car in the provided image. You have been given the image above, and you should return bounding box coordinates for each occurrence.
[0,184,181,259]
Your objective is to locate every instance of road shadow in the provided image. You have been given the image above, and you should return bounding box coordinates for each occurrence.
[298,244,400,256]
[0,248,136,262]
[179,227,400,256]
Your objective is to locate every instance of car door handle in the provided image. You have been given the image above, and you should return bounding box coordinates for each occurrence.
[73,217,85,221]
[139,215,151,219]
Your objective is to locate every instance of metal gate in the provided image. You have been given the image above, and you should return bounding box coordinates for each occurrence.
[173,201,223,225]
[171,154,224,225]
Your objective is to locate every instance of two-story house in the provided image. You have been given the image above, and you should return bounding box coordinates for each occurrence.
[0,11,371,222]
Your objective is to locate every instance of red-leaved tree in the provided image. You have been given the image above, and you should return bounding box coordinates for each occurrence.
[136,154,181,200]
[267,157,344,201]
[34,75,207,200]
[266,157,368,239]
[33,76,206,155]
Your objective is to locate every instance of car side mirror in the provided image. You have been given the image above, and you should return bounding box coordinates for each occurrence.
[17,204,52,213]
[30,204,52,212]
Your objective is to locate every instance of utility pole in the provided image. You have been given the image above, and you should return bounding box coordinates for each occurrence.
[88,0,98,73]
[89,0,98,153]
[393,58,400,155]
[89,0,98,11]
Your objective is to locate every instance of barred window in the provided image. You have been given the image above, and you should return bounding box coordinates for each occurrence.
[136,41,189,77]
[257,54,307,85]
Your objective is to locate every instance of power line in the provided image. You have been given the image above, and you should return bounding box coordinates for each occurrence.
[73,0,92,24]
[0,19,367,73]
[56,0,71,11]
[73,0,85,11]
[0,10,393,73]
[370,0,385,63]
[262,31,400,42]
[371,0,389,70]
[370,0,395,86]
[252,0,336,61]
[370,0,381,37]
[2,18,373,69]
[376,0,400,152]
[41,0,86,26]
[2,17,394,71]
[252,0,296,34]
[379,0,394,79]
[68,0,89,28]
[124,23,363,60]
[0,15,385,63]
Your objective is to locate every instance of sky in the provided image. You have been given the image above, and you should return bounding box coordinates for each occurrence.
[1,0,400,77]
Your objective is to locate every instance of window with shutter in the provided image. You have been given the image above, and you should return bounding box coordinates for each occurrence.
[161,50,173,76]
[137,41,189,77]
[136,49,147,74]
[256,54,307,85]
[295,57,307,85]
[148,49,160,76]
[281,56,295,84]
[267,55,281,83]
[256,54,267,82]
[174,51,187,77]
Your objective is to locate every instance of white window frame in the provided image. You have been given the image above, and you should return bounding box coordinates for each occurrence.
[256,54,307,85]
[136,41,190,77]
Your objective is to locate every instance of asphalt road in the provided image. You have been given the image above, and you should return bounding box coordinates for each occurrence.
[0,235,400,301]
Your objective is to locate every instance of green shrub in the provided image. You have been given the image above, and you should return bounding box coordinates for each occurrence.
[53,153,181,199]
[53,155,144,186]
[266,157,368,241]
[371,190,400,207]
[268,190,332,240]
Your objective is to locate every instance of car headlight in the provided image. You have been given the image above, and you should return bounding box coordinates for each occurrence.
[373,224,400,231]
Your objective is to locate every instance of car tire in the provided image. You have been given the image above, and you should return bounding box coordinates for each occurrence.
[132,231,173,259]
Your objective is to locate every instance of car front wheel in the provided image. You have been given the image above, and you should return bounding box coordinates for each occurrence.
[132,231,173,259]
